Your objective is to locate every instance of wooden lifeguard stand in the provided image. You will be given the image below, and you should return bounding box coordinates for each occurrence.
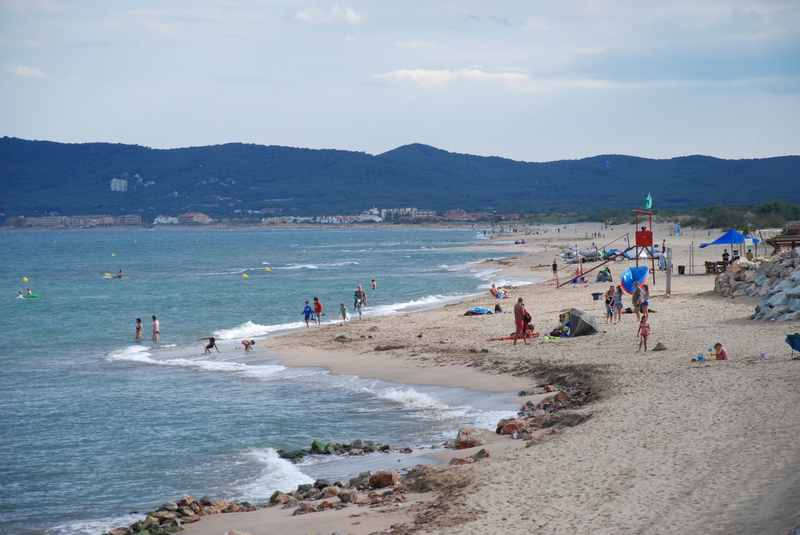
[633,209,657,284]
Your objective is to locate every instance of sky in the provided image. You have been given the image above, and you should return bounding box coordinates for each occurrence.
[1,0,799,161]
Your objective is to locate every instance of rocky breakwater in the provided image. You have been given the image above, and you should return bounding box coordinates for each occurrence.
[494,385,594,447]
[277,438,409,463]
[714,248,800,321]
[104,496,257,535]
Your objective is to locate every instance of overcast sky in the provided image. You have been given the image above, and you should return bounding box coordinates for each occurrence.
[2,0,798,160]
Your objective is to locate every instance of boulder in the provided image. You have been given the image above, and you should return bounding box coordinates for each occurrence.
[337,489,355,503]
[158,503,178,512]
[369,470,400,488]
[292,502,317,516]
[322,486,339,497]
[472,448,491,460]
[454,427,483,449]
[181,514,200,524]
[107,529,131,535]
[449,457,475,466]
[348,471,371,489]
[498,419,526,435]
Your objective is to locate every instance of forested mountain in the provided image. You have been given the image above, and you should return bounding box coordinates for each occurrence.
[1,137,798,218]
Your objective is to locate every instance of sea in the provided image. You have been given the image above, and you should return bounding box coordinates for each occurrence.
[0,227,532,535]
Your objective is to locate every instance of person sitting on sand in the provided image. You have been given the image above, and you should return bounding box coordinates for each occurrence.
[714,342,728,361]
[513,297,529,346]
[201,336,219,354]
[302,300,314,327]
[490,284,508,299]
[241,339,255,351]
[637,316,650,352]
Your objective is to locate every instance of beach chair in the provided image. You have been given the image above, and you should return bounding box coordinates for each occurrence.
[787,333,800,360]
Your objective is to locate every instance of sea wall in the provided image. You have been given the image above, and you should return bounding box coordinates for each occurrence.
[714,248,800,321]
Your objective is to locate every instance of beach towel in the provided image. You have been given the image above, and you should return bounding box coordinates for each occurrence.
[464,306,493,316]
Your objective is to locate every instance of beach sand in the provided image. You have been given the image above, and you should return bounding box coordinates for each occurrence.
[184,222,800,535]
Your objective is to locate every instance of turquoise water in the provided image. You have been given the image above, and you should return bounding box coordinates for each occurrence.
[0,228,526,534]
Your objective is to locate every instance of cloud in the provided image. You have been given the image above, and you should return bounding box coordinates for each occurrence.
[375,68,528,88]
[295,4,364,25]
[8,65,47,79]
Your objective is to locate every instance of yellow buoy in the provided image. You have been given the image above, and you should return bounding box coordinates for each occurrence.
[242,273,250,279]
[21,276,29,283]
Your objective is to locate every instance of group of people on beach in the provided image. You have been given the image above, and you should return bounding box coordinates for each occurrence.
[303,278,377,326]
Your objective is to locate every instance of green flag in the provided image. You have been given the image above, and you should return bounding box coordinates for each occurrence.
[644,193,653,210]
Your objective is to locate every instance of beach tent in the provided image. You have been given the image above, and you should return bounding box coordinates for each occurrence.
[699,229,761,248]
[620,266,649,294]
[565,308,598,337]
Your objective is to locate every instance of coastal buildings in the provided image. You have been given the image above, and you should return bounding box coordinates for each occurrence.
[178,212,214,224]
[153,215,179,225]
[8,214,142,228]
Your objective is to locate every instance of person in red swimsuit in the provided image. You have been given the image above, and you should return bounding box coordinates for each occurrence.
[513,297,529,346]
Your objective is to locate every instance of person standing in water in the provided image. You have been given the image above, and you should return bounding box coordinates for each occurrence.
[135,318,143,341]
[371,278,377,290]
[302,300,314,327]
[151,315,160,343]
[339,303,348,321]
[313,297,323,325]
[201,336,219,354]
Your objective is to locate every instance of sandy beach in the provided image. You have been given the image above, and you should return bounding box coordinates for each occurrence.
[181,222,800,535]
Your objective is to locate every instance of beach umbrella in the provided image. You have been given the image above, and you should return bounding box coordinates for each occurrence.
[620,266,649,295]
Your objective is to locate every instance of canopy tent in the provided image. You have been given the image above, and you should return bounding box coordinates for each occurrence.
[699,229,761,248]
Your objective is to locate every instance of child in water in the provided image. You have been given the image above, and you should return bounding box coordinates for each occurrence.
[135,318,142,341]
[302,301,314,327]
[241,339,255,351]
[201,336,219,354]
[637,316,651,352]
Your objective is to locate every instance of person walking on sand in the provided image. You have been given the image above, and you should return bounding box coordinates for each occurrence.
[339,303,348,321]
[201,336,219,354]
[302,300,314,327]
[513,297,529,346]
[313,296,323,325]
[640,284,650,320]
[151,315,160,343]
[135,318,143,341]
[637,316,650,352]
[552,258,559,287]
[614,284,624,324]
[632,286,642,321]
[604,285,615,324]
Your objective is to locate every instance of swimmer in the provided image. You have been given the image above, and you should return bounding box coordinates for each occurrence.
[17,290,24,299]
[115,270,123,279]
[241,339,256,351]
[135,318,142,341]
[201,336,219,354]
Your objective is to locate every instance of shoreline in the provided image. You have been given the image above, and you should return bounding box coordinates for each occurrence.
[104,222,800,535]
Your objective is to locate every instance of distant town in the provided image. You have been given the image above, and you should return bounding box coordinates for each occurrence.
[4,207,524,229]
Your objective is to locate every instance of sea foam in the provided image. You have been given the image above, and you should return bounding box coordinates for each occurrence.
[234,448,314,500]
